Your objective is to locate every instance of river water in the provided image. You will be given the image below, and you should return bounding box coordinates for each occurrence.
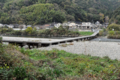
[91,36,120,42]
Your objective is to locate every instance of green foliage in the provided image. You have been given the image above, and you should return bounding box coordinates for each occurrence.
[99,30,104,36]
[107,24,120,31]
[13,67,27,79]
[0,26,80,37]
[79,31,93,36]
[110,7,120,24]
[18,48,120,80]
[25,27,33,35]
[107,24,120,39]
[108,31,120,39]
[0,0,120,24]
[108,31,115,35]
[1,45,120,80]
[0,28,13,34]
[19,3,66,25]
[0,37,3,53]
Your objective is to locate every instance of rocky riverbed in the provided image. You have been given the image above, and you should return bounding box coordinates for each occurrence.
[39,41,120,60]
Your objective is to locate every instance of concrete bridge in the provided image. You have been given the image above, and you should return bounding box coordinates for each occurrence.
[1,30,99,49]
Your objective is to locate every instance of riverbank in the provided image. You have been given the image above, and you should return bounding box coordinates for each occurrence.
[39,41,120,60]
[1,44,120,80]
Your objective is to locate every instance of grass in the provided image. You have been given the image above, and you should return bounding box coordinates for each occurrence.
[1,45,120,80]
[79,31,93,36]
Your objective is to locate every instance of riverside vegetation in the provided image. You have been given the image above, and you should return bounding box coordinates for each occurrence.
[107,24,120,39]
[99,24,120,39]
[1,38,120,80]
[0,26,79,37]
[0,26,93,37]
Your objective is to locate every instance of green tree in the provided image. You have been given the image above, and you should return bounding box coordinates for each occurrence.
[25,27,33,35]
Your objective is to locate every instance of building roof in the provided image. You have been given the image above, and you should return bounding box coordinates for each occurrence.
[81,22,92,26]
[95,21,100,24]
[0,23,3,26]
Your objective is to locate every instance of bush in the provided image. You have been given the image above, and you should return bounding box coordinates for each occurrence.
[115,31,120,35]
[13,67,27,79]
[0,37,3,53]
[99,28,107,36]
[108,31,115,35]
[25,27,33,35]
[107,23,120,31]
[108,31,120,39]
[99,30,103,36]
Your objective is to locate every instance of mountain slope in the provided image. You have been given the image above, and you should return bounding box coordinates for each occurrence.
[0,0,120,25]
[110,7,120,24]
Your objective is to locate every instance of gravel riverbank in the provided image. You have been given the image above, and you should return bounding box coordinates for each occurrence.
[39,41,120,60]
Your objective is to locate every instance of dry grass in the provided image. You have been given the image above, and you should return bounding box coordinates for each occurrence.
[69,43,74,45]
[59,44,68,47]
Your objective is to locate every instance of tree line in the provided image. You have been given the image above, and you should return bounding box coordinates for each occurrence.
[0,0,120,24]
[0,26,80,37]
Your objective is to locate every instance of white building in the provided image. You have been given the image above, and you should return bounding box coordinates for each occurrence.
[81,22,92,29]
[69,23,77,28]
[7,24,14,28]
[95,21,102,28]
[27,25,32,28]
[62,22,70,27]
[54,23,61,28]
[0,23,4,27]
[95,21,100,25]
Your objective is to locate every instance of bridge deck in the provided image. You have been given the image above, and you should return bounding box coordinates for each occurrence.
[1,30,99,47]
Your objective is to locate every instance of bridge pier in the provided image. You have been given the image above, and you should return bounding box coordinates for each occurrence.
[49,43,52,46]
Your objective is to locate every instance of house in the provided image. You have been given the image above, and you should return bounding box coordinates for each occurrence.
[0,23,4,27]
[104,23,109,28]
[102,23,109,28]
[34,25,41,30]
[34,24,52,30]
[51,22,62,28]
[7,24,14,28]
[48,25,54,29]
[95,21,100,25]
[27,25,32,28]
[54,23,61,28]
[80,22,95,30]
[13,24,19,28]
[18,24,26,29]
[69,22,77,29]
[62,22,70,27]
[95,21,102,28]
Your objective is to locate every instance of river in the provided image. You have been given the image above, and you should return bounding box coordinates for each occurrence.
[91,36,120,42]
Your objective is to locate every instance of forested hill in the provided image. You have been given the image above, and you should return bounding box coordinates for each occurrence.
[0,0,120,25]
[110,7,120,24]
